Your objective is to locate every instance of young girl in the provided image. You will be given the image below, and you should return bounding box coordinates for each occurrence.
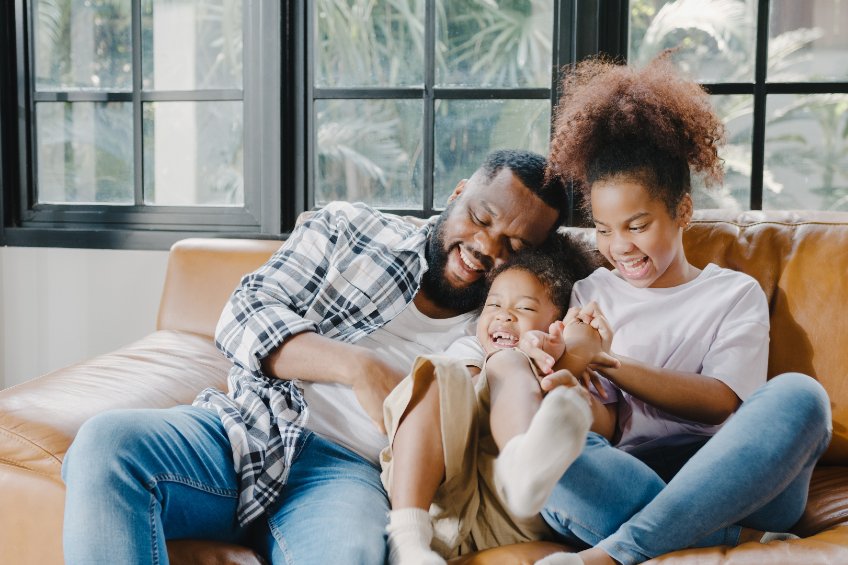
[380,236,619,565]
[519,56,832,565]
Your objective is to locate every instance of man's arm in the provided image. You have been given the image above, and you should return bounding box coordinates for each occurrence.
[263,332,405,433]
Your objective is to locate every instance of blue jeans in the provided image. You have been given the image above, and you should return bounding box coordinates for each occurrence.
[542,373,832,565]
[62,405,389,565]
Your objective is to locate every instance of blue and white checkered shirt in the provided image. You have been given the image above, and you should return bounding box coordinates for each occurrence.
[194,201,431,525]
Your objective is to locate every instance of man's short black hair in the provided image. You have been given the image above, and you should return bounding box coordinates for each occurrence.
[480,149,569,227]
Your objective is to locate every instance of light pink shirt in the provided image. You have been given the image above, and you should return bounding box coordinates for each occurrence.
[571,264,769,453]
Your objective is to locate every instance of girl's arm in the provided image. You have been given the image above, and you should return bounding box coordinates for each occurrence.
[598,358,740,425]
[579,302,741,425]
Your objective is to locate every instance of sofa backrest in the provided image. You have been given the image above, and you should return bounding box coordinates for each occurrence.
[677,210,848,463]
[157,209,848,463]
[157,237,284,338]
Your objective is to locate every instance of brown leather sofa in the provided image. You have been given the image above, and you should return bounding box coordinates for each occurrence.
[2,209,847,565]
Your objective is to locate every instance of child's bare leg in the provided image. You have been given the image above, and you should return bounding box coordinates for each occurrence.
[391,374,445,508]
[488,353,544,449]
[387,374,446,565]
[486,350,593,519]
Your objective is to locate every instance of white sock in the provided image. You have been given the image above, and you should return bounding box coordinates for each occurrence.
[494,386,592,518]
[535,552,584,564]
[386,508,446,565]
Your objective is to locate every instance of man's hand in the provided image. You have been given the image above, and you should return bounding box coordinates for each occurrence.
[349,350,406,434]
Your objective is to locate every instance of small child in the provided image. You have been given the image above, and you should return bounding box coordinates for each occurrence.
[380,235,619,564]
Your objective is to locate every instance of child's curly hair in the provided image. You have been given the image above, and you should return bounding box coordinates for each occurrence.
[548,53,725,217]
[486,233,599,317]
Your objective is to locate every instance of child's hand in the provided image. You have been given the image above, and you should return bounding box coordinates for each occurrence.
[561,305,619,398]
[539,369,592,405]
[518,326,566,375]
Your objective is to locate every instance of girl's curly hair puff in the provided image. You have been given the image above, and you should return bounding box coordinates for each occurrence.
[485,233,600,317]
[548,53,725,217]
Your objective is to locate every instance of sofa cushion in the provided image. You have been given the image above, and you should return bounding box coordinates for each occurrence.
[0,330,228,478]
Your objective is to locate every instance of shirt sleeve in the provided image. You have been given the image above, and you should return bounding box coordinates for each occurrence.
[442,336,486,369]
[214,203,352,377]
[701,279,770,401]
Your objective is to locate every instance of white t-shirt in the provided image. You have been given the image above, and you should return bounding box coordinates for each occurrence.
[301,301,477,463]
[571,263,769,453]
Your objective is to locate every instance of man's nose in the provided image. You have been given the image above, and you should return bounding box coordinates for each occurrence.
[474,230,506,269]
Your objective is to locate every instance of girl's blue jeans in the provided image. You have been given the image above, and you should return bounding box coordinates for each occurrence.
[542,372,833,565]
[61,405,388,565]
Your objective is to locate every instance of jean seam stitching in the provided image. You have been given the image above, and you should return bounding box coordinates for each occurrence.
[149,491,160,565]
[268,516,296,564]
[146,474,239,498]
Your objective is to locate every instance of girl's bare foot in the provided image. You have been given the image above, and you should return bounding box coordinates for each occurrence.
[577,547,617,565]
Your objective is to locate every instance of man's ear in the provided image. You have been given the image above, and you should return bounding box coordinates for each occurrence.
[446,179,467,204]
[677,193,694,228]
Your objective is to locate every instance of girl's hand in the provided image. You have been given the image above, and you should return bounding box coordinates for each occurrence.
[577,301,615,355]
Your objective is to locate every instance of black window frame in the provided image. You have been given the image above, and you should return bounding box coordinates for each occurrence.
[617,0,848,211]
[3,0,285,249]
[1,0,622,250]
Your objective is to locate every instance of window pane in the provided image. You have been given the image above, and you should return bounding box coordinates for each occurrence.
[314,0,424,88]
[437,0,553,87]
[36,102,133,204]
[692,95,752,212]
[768,1,848,82]
[141,0,243,90]
[143,101,244,206]
[35,0,132,91]
[315,99,423,207]
[433,99,549,207]
[763,94,848,211]
[629,0,756,83]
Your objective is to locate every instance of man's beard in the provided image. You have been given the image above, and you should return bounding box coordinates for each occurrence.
[420,208,487,313]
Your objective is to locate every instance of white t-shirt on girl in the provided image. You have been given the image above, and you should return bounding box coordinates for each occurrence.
[571,263,770,454]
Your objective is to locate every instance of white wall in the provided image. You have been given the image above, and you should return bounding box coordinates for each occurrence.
[0,246,169,389]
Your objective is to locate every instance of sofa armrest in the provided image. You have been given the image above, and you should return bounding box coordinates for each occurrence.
[0,330,230,565]
[0,330,228,477]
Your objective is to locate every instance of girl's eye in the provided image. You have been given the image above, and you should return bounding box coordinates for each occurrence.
[596,229,610,236]
[630,224,646,232]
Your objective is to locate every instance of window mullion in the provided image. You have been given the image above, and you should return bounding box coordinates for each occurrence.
[749,0,770,210]
[423,0,435,215]
[131,0,144,207]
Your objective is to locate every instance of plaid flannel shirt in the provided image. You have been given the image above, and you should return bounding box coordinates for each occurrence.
[194,201,431,525]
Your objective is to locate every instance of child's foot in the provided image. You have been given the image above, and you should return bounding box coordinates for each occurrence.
[386,508,446,565]
[536,552,584,564]
[494,386,592,518]
[738,526,801,545]
[760,531,801,543]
